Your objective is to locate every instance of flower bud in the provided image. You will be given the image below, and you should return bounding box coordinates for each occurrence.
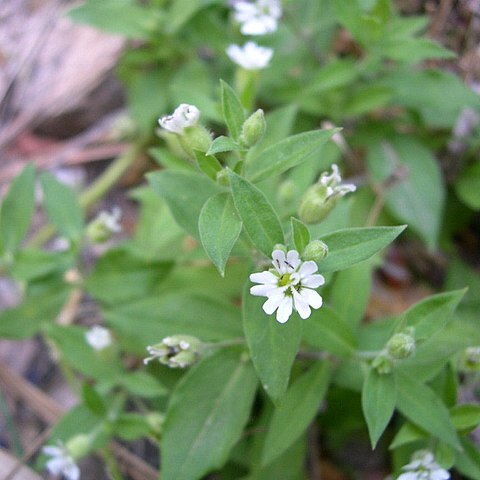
[146,413,165,435]
[461,346,480,371]
[216,168,230,187]
[144,335,203,369]
[302,240,328,262]
[86,207,122,244]
[298,164,356,224]
[240,109,266,147]
[386,332,416,360]
[65,434,91,459]
[372,352,394,375]
[273,243,287,253]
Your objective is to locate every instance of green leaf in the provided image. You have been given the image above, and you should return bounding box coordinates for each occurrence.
[383,38,456,64]
[318,226,406,272]
[0,163,36,254]
[0,281,70,339]
[85,248,173,305]
[220,80,245,141]
[262,362,331,465]
[404,289,466,339]
[242,283,302,404]
[105,292,243,354]
[119,372,167,398]
[148,170,222,239]
[199,193,243,276]
[207,136,243,155]
[229,170,284,256]
[455,161,480,210]
[165,0,219,34]
[302,305,357,357]
[68,0,153,38]
[245,129,337,183]
[193,150,222,181]
[389,422,428,449]
[161,349,257,480]
[455,437,480,480]
[450,404,480,432]
[367,137,445,248]
[40,172,84,241]
[82,383,107,416]
[290,217,310,254]
[114,413,152,441]
[395,371,461,450]
[330,261,374,328]
[362,369,397,448]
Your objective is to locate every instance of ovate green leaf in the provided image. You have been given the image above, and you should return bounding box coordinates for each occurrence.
[242,283,302,404]
[199,193,243,276]
[161,349,257,480]
[220,80,245,141]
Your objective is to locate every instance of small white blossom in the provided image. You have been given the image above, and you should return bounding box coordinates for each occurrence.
[144,335,202,368]
[319,164,356,198]
[250,249,325,323]
[226,42,273,70]
[158,104,200,135]
[397,451,450,480]
[85,326,112,351]
[43,444,80,480]
[233,0,282,35]
[97,207,122,233]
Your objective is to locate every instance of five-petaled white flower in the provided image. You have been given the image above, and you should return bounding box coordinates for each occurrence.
[226,42,273,70]
[158,104,200,135]
[233,0,282,35]
[43,444,80,480]
[397,450,450,480]
[85,326,112,351]
[250,249,325,323]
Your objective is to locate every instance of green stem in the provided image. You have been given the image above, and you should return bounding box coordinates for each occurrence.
[101,447,125,480]
[28,142,144,248]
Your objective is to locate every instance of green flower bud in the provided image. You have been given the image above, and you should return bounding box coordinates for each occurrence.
[65,434,91,459]
[372,352,394,375]
[216,168,230,187]
[461,346,480,371]
[144,335,203,369]
[240,109,266,147]
[302,240,329,262]
[298,164,356,225]
[273,243,287,253]
[86,207,122,244]
[387,332,416,360]
[146,413,165,435]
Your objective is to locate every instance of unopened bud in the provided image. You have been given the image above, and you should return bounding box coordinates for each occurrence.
[216,168,230,186]
[144,335,203,369]
[302,240,328,262]
[387,332,416,360]
[65,434,91,459]
[146,413,165,435]
[240,109,266,147]
[298,164,356,224]
[372,352,394,375]
[86,207,122,243]
[462,346,480,371]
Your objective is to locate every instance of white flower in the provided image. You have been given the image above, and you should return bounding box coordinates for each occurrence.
[319,164,356,198]
[250,249,325,323]
[97,207,122,233]
[226,42,273,70]
[158,104,200,135]
[43,444,80,480]
[233,0,282,35]
[397,450,450,480]
[85,326,112,351]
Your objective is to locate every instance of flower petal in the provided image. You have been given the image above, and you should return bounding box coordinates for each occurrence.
[300,288,323,309]
[250,270,277,284]
[286,250,301,270]
[298,260,318,277]
[272,249,287,273]
[262,293,285,315]
[293,290,311,319]
[301,273,325,288]
[250,284,278,297]
[276,296,293,323]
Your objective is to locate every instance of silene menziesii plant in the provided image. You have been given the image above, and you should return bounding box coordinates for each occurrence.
[1,0,480,479]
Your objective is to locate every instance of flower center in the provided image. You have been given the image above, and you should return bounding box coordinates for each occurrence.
[278,273,292,287]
